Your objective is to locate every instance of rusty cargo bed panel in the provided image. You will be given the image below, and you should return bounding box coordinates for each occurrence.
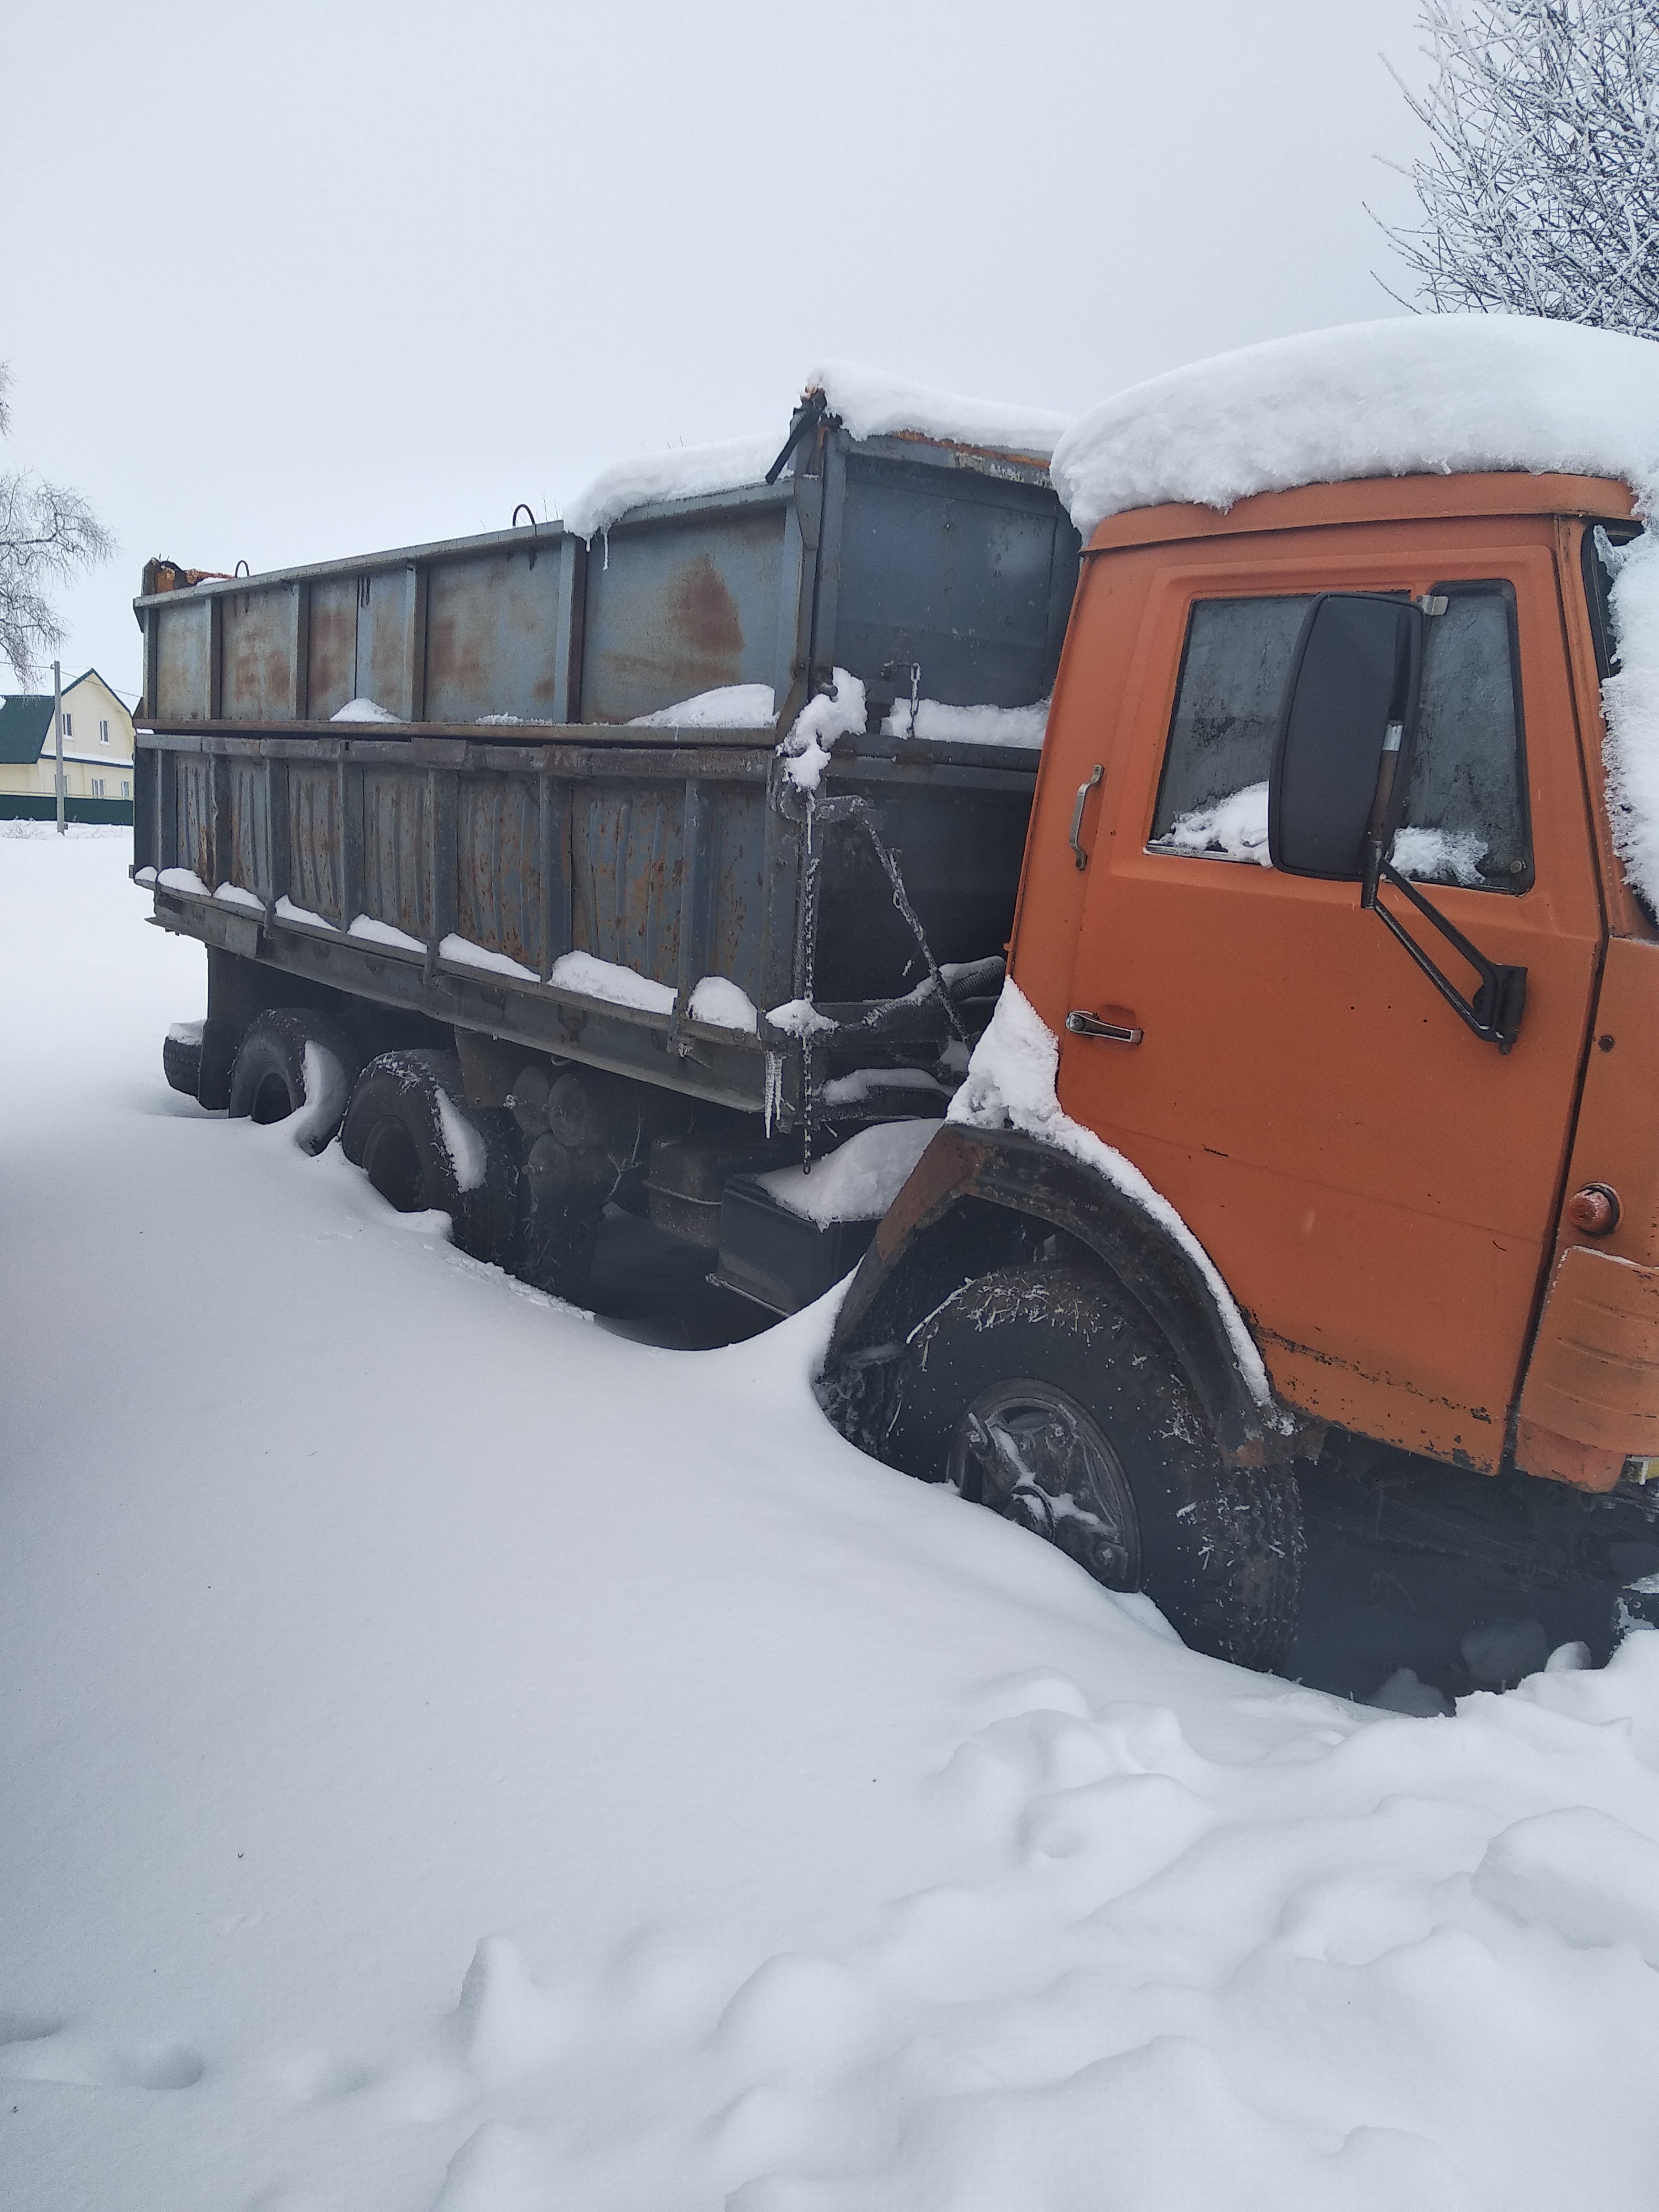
[133,398,1069,1126]
[134,719,1038,1121]
[133,415,1079,738]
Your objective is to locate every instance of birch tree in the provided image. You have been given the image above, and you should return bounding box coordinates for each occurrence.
[1384,0,1659,335]
[0,363,113,684]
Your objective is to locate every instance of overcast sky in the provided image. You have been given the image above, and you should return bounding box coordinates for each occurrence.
[3,0,1428,703]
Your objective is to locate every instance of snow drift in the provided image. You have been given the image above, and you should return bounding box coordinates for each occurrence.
[9,838,1659,2210]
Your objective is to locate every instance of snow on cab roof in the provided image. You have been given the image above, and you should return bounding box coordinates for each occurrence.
[563,364,1070,540]
[1051,314,1659,540]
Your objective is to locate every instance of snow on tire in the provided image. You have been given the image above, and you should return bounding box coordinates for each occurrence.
[885,1260,1302,1671]
[228,1010,361,1155]
[341,1050,516,1262]
[162,1020,204,1099]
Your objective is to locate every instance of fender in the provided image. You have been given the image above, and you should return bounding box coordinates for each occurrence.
[826,1122,1308,1466]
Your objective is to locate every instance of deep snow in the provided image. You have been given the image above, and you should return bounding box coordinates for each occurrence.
[7,836,1659,2209]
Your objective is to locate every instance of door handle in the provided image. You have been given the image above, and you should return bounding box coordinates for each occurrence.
[1069,764,1103,870]
[1066,1010,1143,1045]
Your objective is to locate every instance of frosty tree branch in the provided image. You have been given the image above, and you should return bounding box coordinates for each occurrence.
[0,363,114,684]
[1381,1,1659,336]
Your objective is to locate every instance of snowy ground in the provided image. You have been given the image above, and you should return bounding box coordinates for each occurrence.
[6,832,1659,2211]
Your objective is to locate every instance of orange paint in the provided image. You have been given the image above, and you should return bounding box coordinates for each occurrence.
[1010,472,1654,1485]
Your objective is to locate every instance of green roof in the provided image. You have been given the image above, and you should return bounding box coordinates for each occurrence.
[0,694,53,765]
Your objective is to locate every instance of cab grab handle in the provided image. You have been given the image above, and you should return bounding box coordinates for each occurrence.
[1070,764,1104,870]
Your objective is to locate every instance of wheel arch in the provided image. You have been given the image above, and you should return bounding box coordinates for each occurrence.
[823,1122,1305,1468]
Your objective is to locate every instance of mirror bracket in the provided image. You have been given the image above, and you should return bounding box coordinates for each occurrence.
[1366,860,1527,1053]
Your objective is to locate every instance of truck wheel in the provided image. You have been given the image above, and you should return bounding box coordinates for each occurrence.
[341,1050,517,1262]
[163,1021,204,1099]
[228,1010,361,1155]
[884,1261,1301,1671]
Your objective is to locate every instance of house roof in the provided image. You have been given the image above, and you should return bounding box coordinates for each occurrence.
[63,667,133,714]
[0,694,53,765]
[0,670,135,764]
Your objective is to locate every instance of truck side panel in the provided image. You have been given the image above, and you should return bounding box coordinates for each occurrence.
[579,507,792,725]
[1026,505,1606,1472]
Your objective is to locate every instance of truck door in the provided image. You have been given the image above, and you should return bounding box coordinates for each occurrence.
[1058,535,1604,1469]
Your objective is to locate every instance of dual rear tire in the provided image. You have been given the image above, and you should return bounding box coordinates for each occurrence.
[222,1017,516,1262]
[212,1016,1296,1667]
[339,1049,518,1264]
[228,1010,361,1155]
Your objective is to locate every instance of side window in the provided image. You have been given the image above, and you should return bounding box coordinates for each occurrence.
[1149,583,1531,890]
[1148,597,1311,863]
[1394,583,1531,891]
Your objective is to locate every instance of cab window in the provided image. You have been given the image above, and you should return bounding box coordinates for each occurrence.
[1148,585,1532,890]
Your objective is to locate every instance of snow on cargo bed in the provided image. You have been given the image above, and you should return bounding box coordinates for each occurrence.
[565,363,1070,539]
[629,683,776,730]
[880,694,1050,748]
[804,359,1070,458]
[17,834,1659,2211]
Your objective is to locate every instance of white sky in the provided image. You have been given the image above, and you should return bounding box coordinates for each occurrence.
[3,0,1427,705]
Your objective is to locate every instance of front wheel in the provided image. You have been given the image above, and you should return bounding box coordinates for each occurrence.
[883,1261,1301,1670]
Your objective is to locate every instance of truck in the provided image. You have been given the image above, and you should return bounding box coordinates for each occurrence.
[134,324,1659,1681]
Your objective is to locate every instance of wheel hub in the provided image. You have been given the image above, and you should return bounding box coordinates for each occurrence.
[948,1379,1142,1589]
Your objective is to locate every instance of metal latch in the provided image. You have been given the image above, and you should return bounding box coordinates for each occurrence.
[1065,1011,1143,1045]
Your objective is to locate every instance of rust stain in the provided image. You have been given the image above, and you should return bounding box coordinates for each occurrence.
[670,555,743,658]
[307,586,357,719]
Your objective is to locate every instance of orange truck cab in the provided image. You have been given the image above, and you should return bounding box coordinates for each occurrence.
[824,320,1659,1673]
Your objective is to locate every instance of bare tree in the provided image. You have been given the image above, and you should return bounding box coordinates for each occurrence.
[1382,0,1659,334]
[0,363,114,684]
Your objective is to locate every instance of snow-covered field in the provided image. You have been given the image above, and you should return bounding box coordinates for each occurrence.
[6,832,1659,2211]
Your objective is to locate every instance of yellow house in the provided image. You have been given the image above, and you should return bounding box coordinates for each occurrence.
[0,670,135,819]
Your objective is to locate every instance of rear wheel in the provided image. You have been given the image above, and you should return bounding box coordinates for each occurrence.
[884,1261,1301,1670]
[228,1010,361,1155]
[162,1021,204,1099]
[341,1050,517,1261]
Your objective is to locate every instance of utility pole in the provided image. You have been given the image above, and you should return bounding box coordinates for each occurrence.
[53,659,65,836]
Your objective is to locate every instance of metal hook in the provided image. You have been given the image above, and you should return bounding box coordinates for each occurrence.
[234,559,250,578]
[512,503,539,568]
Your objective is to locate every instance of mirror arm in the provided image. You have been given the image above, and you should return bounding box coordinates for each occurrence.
[1370,861,1527,1054]
[1359,719,1407,911]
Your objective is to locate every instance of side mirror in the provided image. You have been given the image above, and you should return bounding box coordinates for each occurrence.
[1267,591,1526,1054]
[1269,594,1423,880]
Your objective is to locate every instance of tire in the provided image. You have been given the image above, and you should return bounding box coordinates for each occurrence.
[884,1260,1301,1670]
[341,1050,517,1261]
[228,1010,361,1155]
[163,1021,204,1098]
